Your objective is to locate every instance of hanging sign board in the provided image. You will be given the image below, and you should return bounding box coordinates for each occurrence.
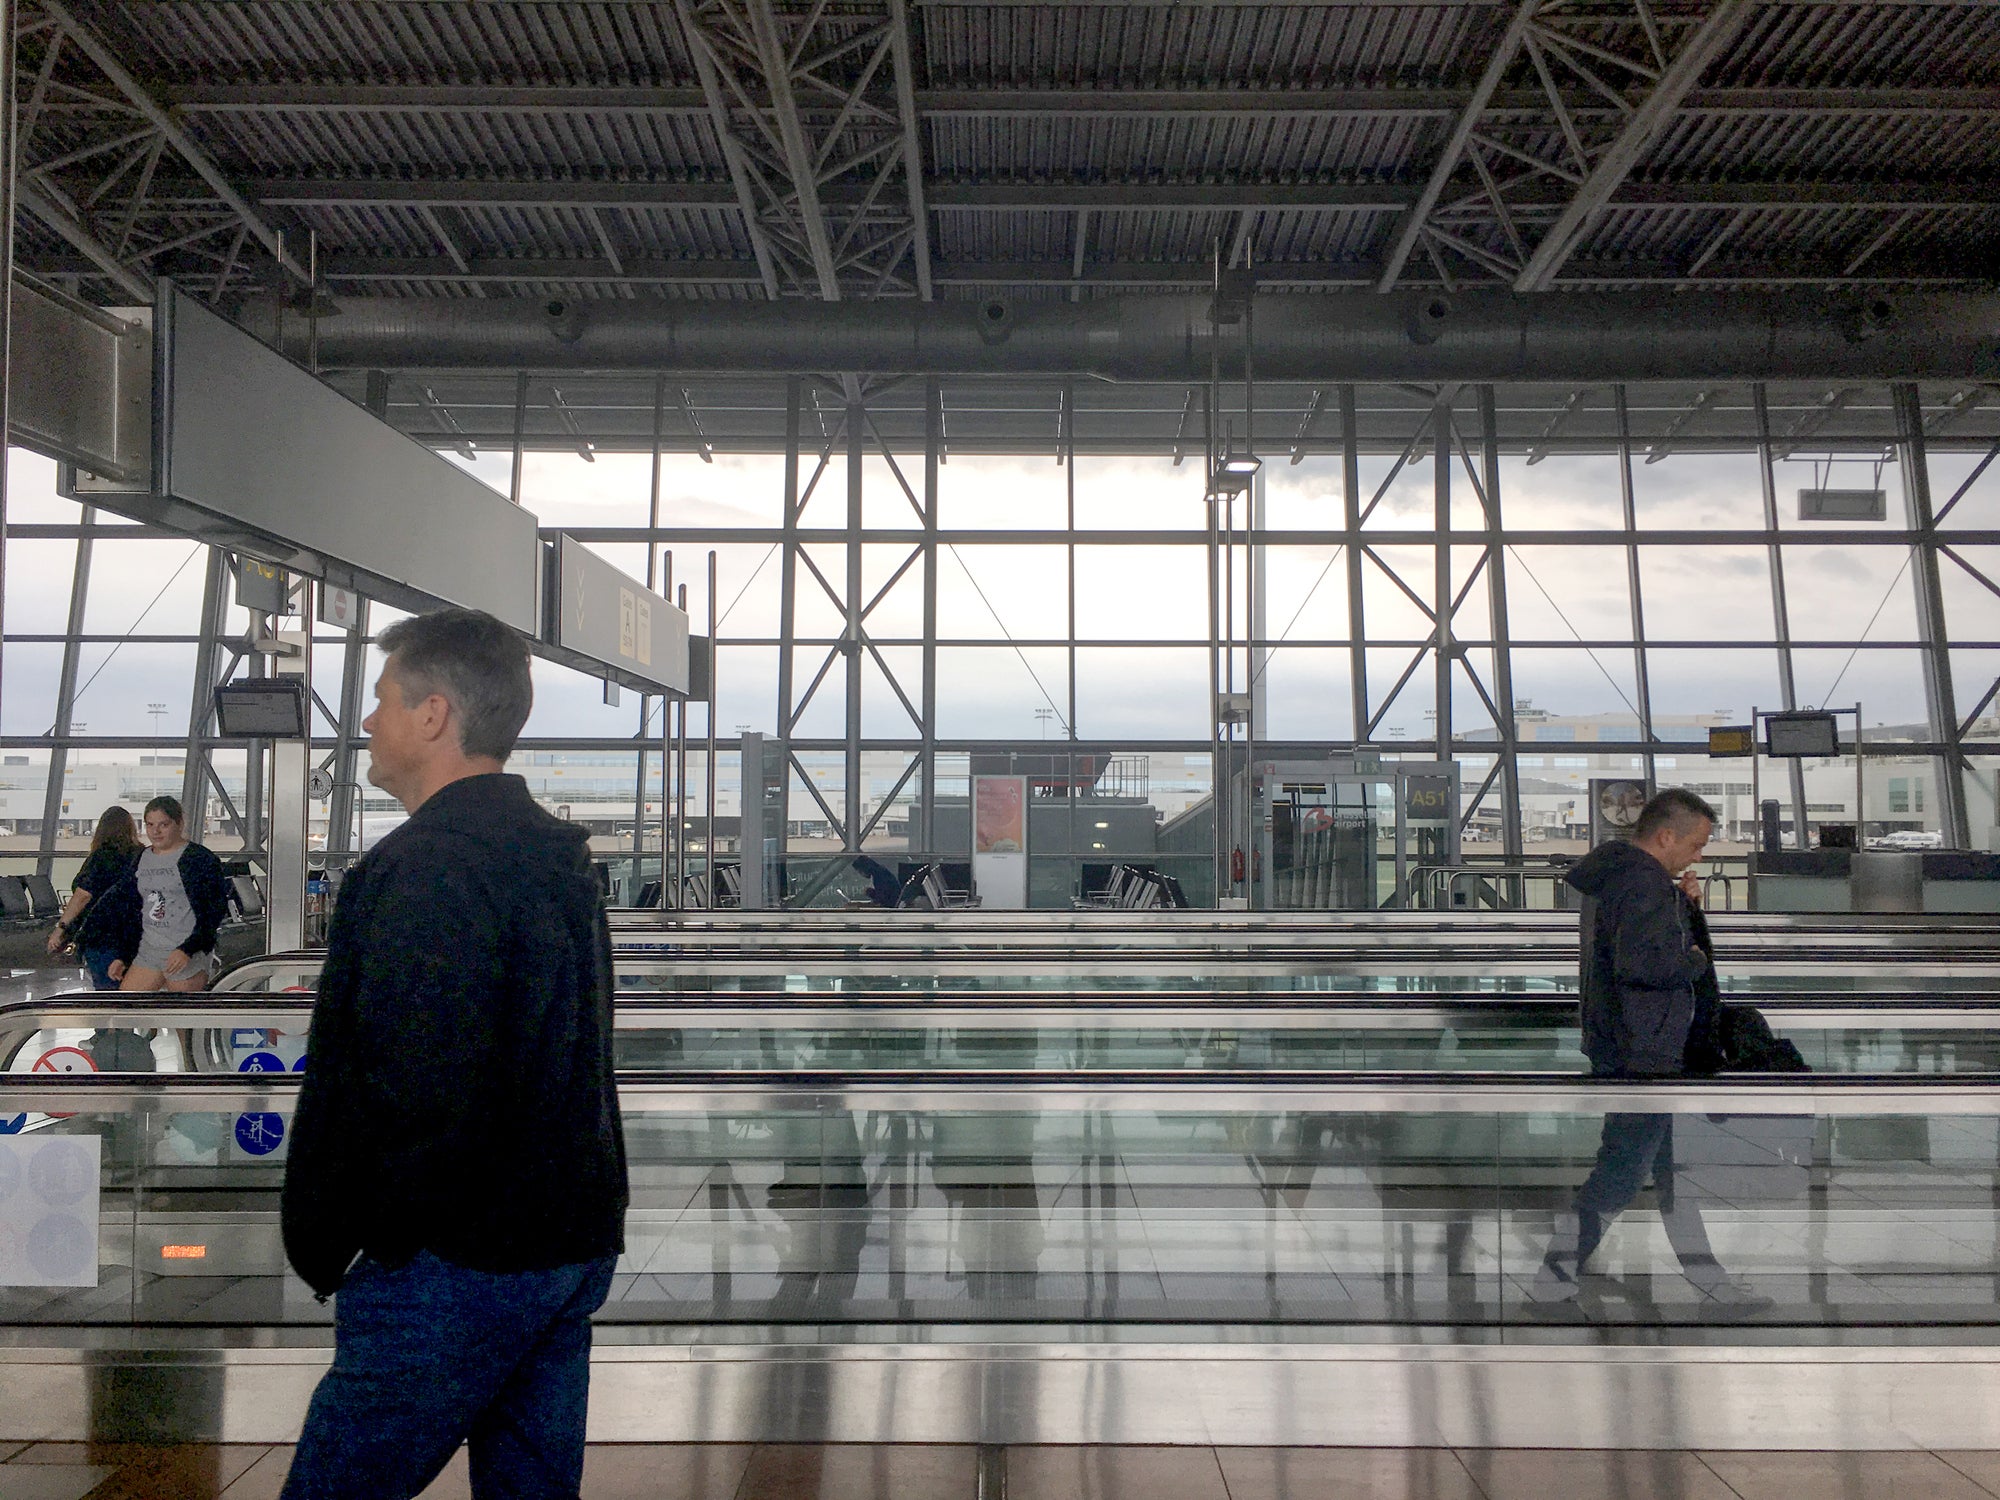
[234,556,287,615]
[120,282,540,633]
[1403,775,1453,820]
[317,584,365,630]
[541,533,690,696]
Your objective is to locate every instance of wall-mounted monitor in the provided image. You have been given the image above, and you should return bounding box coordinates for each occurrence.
[1707,725,1755,757]
[1764,711,1839,758]
[214,680,307,739]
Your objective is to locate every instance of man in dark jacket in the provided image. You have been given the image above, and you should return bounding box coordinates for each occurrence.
[281,608,626,1500]
[1533,789,1762,1308]
[1571,787,1719,1079]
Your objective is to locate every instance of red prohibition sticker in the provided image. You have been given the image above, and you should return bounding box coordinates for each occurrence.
[31,1045,97,1119]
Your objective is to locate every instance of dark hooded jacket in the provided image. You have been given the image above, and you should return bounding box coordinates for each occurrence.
[1565,839,1719,1077]
[281,773,627,1297]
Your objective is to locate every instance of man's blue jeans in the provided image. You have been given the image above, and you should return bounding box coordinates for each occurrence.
[281,1250,617,1500]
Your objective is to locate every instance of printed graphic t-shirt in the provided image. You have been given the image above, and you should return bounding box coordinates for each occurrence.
[136,847,196,953]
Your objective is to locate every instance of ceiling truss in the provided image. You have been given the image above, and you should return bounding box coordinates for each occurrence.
[674,0,932,300]
[14,1,303,303]
[1380,0,1761,292]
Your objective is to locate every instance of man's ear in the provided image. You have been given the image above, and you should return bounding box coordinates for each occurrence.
[415,693,454,744]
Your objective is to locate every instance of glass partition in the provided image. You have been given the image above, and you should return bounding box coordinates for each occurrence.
[4,1075,1999,1340]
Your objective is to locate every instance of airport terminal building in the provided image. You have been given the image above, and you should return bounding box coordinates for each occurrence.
[3,2,2000,1494]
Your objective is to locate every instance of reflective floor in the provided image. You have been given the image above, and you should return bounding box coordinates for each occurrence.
[10,1443,2000,1500]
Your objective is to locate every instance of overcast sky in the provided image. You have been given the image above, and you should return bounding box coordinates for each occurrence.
[4,436,1986,751]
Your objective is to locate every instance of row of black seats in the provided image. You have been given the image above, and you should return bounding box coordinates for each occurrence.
[0,869,266,929]
[1075,862,1190,910]
[0,872,62,924]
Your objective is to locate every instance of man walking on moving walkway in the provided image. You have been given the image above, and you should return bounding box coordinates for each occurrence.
[1532,788,1761,1307]
[281,608,627,1500]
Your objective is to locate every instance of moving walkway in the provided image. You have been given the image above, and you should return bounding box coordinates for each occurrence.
[5,1022,2000,1449]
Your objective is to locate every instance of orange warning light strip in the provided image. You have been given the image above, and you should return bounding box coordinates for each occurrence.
[160,1245,207,1260]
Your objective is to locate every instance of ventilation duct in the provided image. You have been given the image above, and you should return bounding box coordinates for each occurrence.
[240,290,2000,384]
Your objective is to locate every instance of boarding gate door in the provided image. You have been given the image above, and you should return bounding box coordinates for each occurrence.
[1258,760,1460,911]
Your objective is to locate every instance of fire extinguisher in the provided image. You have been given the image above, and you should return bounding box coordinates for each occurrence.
[1230,847,1246,884]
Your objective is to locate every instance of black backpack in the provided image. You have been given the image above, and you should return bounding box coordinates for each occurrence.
[1716,1003,1810,1074]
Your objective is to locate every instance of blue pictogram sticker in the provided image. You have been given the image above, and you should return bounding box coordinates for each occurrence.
[238,1051,285,1074]
[234,1113,285,1155]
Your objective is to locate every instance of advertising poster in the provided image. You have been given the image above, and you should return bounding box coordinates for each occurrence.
[974,776,1027,854]
[972,775,1029,908]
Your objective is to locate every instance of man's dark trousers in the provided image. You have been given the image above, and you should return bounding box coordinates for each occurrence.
[280,1251,616,1500]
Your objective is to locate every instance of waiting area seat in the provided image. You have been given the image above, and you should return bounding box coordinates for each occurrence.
[896,861,980,909]
[1075,862,1189,910]
[0,872,65,928]
[681,863,743,910]
[227,874,265,920]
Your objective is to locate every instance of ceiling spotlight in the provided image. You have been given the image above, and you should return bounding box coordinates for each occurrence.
[1208,452,1262,498]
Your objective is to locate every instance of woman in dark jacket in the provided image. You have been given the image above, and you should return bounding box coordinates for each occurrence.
[47,805,143,990]
[120,795,231,994]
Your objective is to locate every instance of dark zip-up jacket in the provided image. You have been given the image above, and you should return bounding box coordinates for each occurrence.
[1566,840,1718,1077]
[281,773,627,1297]
[171,842,232,958]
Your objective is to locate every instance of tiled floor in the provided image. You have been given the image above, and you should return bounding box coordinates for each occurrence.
[9,1444,2000,1499]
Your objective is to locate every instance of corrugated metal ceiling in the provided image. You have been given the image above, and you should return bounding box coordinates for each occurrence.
[17,0,1999,305]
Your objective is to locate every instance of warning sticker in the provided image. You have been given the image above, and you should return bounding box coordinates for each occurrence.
[0,1135,101,1286]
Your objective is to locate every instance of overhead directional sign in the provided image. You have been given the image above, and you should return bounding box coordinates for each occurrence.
[542,533,690,695]
[88,281,540,633]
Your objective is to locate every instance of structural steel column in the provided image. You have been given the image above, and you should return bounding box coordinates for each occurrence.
[919,379,939,853]
[0,0,16,721]
[36,511,93,874]
[633,374,666,892]
[1753,385,1809,844]
[844,397,864,849]
[1896,381,1970,848]
[777,377,800,769]
[1478,388,1524,859]
[1065,380,1078,740]
[1433,393,1453,757]
[1614,387,1658,786]
[327,601,368,856]
[180,549,230,846]
[1341,386,1368,745]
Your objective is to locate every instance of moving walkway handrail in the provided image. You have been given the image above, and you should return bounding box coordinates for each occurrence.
[606,907,1973,933]
[18,991,2000,1035]
[6,1067,2000,1115]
